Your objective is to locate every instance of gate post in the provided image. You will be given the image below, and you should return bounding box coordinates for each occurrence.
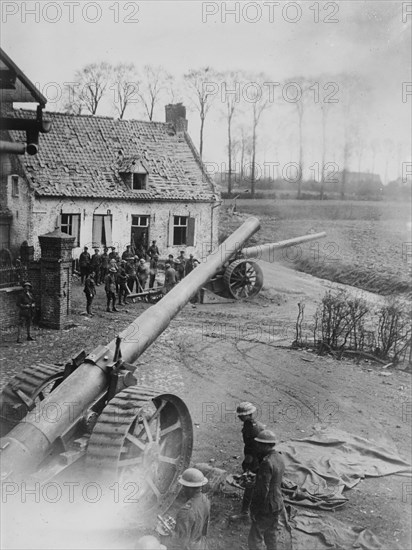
[38,228,75,329]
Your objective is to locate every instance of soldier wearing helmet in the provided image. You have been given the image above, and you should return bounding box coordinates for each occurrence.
[248,430,285,550]
[16,281,36,343]
[230,402,265,521]
[135,535,166,549]
[168,468,210,550]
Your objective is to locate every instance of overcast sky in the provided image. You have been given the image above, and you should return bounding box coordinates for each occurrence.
[1,0,411,182]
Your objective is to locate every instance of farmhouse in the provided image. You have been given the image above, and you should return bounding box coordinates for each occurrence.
[0,105,220,260]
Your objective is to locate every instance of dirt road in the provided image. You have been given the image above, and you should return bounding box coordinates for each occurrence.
[1,263,410,549]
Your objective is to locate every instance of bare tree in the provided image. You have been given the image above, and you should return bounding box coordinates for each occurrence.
[220,70,243,194]
[338,73,371,198]
[138,65,169,121]
[369,138,381,174]
[244,75,271,198]
[319,103,330,200]
[70,62,112,115]
[184,67,217,159]
[286,77,313,199]
[111,63,139,119]
[61,82,85,114]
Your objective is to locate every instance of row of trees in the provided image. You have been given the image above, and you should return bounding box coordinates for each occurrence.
[61,63,407,199]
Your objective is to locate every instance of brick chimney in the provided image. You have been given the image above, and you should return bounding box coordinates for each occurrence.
[165,103,188,132]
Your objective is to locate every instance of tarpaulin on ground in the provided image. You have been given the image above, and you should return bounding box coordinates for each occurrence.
[287,509,403,550]
[277,428,411,510]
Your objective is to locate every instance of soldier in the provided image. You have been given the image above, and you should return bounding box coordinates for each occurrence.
[189,260,205,304]
[149,254,159,288]
[147,240,160,259]
[168,468,210,550]
[185,254,195,276]
[125,257,137,293]
[176,250,186,281]
[79,246,91,284]
[90,248,102,285]
[135,535,166,550]
[122,245,134,262]
[163,262,177,294]
[83,271,96,316]
[137,258,149,291]
[248,430,285,550]
[109,246,120,263]
[230,402,265,521]
[16,281,36,343]
[100,247,109,283]
[104,267,118,312]
[117,261,129,305]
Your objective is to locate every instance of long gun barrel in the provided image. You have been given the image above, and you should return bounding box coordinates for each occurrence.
[0,217,261,480]
[241,232,326,260]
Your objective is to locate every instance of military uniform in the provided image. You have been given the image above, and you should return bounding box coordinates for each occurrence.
[83,273,96,314]
[104,271,118,312]
[79,249,91,283]
[149,257,158,288]
[242,418,265,473]
[164,265,177,293]
[90,251,102,284]
[240,418,265,512]
[169,492,210,550]
[16,286,36,341]
[248,449,285,550]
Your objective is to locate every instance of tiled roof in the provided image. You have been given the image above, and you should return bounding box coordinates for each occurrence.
[10,110,218,201]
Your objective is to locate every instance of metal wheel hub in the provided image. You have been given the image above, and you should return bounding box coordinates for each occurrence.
[223,258,264,299]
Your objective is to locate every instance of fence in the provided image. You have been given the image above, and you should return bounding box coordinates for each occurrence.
[0,265,28,289]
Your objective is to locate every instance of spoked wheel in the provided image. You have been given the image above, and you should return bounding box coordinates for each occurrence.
[86,386,193,522]
[0,363,65,436]
[223,259,264,299]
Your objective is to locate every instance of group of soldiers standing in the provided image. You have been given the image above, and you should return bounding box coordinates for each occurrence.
[80,241,203,315]
[136,401,284,550]
[80,241,160,314]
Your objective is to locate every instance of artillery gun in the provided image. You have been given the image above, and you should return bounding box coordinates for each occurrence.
[0,218,325,529]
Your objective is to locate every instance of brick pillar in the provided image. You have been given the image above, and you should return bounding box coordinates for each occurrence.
[38,228,75,329]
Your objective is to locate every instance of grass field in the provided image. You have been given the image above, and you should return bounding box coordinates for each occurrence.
[220,199,412,297]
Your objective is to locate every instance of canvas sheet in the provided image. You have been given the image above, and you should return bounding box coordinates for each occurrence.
[278,428,411,511]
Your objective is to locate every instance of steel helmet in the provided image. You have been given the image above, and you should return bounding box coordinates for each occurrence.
[135,535,166,550]
[254,429,277,444]
[178,468,208,487]
[236,402,257,416]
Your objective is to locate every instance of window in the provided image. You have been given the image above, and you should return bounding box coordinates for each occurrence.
[131,215,149,227]
[11,175,19,197]
[172,216,195,246]
[92,214,113,247]
[132,173,147,190]
[60,214,80,246]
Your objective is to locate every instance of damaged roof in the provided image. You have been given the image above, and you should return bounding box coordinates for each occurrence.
[9,110,218,202]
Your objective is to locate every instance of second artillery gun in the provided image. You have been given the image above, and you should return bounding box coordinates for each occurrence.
[0,218,325,528]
